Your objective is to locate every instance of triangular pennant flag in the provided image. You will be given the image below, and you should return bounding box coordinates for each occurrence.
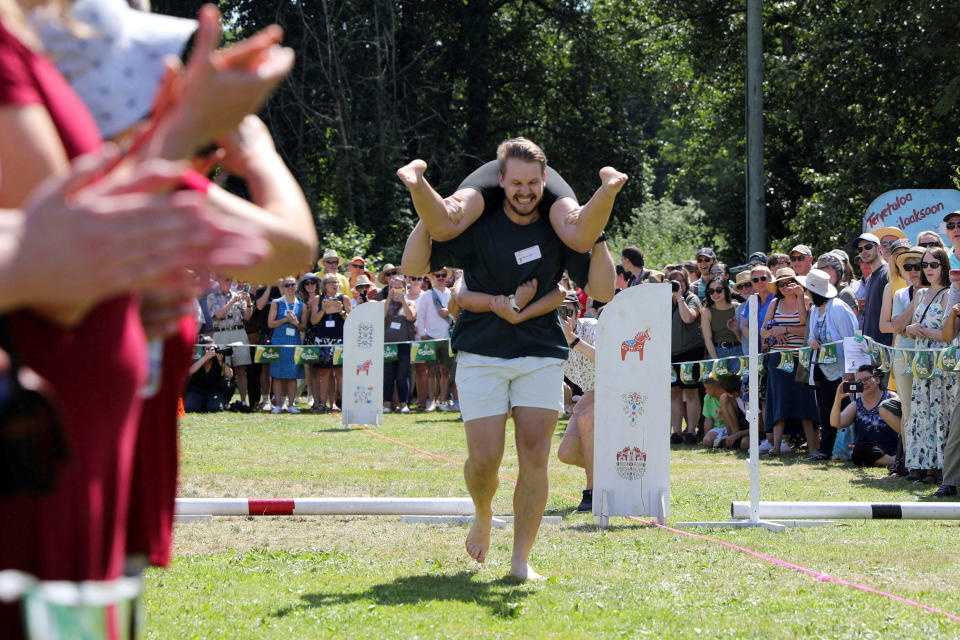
[819,343,839,365]
[679,362,697,385]
[738,355,749,376]
[798,347,813,370]
[714,357,731,378]
[383,343,399,362]
[777,351,795,372]
[671,368,678,384]
[938,346,959,372]
[913,350,936,379]
[700,360,715,382]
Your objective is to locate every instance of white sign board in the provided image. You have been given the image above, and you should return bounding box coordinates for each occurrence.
[341,301,384,426]
[843,336,872,374]
[593,284,671,524]
[863,188,960,241]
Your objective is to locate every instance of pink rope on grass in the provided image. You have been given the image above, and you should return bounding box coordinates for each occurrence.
[350,424,960,623]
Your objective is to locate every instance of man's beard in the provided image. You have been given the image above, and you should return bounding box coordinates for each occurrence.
[505,194,540,217]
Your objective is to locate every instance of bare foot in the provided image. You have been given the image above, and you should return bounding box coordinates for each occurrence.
[465,515,492,563]
[397,159,427,188]
[599,166,628,195]
[508,561,546,582]
[513,279,538,310]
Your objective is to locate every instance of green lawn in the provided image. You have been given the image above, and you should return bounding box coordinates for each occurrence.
[146,411,960,639]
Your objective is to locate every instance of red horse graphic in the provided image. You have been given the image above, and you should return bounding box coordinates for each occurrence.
[356,359,372,375]
[620,330,651,361]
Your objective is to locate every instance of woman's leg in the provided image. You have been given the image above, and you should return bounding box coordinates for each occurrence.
[383,359,397,410]
[682,388,701,435]
[331,368,342,410]
[396,345,412,406]
[771,420,786,455]
[670,386,684,435]
[802,419,819,454]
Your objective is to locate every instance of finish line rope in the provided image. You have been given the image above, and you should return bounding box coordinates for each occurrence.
[344,420,960,624]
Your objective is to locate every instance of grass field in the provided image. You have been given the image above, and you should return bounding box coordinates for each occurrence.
[146,411,960,639]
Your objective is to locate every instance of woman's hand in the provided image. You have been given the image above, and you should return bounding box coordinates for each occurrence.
[809,338,821,351]
[562,313,577,344]
[514,279,538,310]
[489,295,521,324]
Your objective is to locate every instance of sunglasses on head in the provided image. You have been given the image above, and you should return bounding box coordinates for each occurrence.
[921,261,941,269]
[857,242,875,253]
[901,262,922,272]
[751,276,768,283]
[946,221,960,230]
[919,241,941,248]
[707,287,725,295]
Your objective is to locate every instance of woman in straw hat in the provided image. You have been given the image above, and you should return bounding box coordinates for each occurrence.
[800,268,858,460]
[760,267,817,455]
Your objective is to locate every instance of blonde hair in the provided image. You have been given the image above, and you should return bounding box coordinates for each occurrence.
[496,137,547,174]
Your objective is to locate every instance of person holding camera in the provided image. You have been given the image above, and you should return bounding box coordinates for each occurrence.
[184,337,235,412]
[206,274,253,409]
[308,275,350,412]
[352,274,376,307]
[667,267,703,444]
[830,365,898,467]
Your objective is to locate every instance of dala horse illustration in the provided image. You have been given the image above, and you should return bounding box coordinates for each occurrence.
[620,330,651,361]
[356,359,372,375]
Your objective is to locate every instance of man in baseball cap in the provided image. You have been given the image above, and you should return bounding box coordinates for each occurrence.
[789,245,814,276]
[942,210,960,269]
[691,247,716,300]
[851,232,891,347]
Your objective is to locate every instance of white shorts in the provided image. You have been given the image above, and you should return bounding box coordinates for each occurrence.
[455,352,564,422]
[212,328,252,366]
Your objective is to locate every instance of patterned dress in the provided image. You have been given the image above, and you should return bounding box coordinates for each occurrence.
[905,287,955,469]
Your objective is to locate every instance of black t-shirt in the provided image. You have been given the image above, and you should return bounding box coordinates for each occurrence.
[430,206,590,360]
[458,160,578,214]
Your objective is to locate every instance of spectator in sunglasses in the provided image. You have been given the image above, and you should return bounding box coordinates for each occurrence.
[690,247,716,301]
[788,245,814,276]
[735,265,776,355]
[879,247,924,472]
[942,210,960,269]
[874,226,908,267]
[701,276,740,360]
[830,365,899,468]
[317,249,351,296]
[901,246,953,485]
[851,232,892,346]
[915,230,945,250]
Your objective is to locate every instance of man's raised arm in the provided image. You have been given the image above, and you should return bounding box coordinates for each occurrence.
[400,220,433,276]
[549,167,628,253]
[397,159,485,242]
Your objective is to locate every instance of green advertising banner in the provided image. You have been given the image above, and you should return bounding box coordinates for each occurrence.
[411,340,437,362]
[254,346,282,363]
[384,344,399,362]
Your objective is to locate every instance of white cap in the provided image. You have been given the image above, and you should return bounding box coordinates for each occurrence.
[35,0,197,139]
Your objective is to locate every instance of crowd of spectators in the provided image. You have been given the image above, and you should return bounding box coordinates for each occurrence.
[192,253,466,416]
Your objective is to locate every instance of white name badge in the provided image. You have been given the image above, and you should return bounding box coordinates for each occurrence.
[515,244,542,265]
[390,321,402,330]
[285,327,297,337]
[326,320,336,328]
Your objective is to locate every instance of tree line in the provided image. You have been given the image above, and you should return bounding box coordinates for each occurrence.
[154,0,960,266]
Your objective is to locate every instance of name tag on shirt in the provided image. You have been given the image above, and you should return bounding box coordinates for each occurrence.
[326,320,336,328]
[514,245,542,265]
[390,321,402,330]
[285,327,297,337]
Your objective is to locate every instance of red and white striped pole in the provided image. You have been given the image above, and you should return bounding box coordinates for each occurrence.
[175,497,474,517]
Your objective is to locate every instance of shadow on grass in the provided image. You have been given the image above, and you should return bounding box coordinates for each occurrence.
[270,570,535,618]
[848,468,933,494]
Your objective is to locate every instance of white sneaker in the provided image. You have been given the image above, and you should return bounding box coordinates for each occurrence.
[758,440,773,453]
[383,406,392,414]
[262,402,273,413]
[779,439,792,453]
[399,406,410,414]
[424,400,437,412]
[287,406,300,414]
[270,406,282,414]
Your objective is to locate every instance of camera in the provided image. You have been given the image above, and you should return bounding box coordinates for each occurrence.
[843,381,863,394]
[215,346,233,356]
[670,280,680,293]
[557,306,572,319]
